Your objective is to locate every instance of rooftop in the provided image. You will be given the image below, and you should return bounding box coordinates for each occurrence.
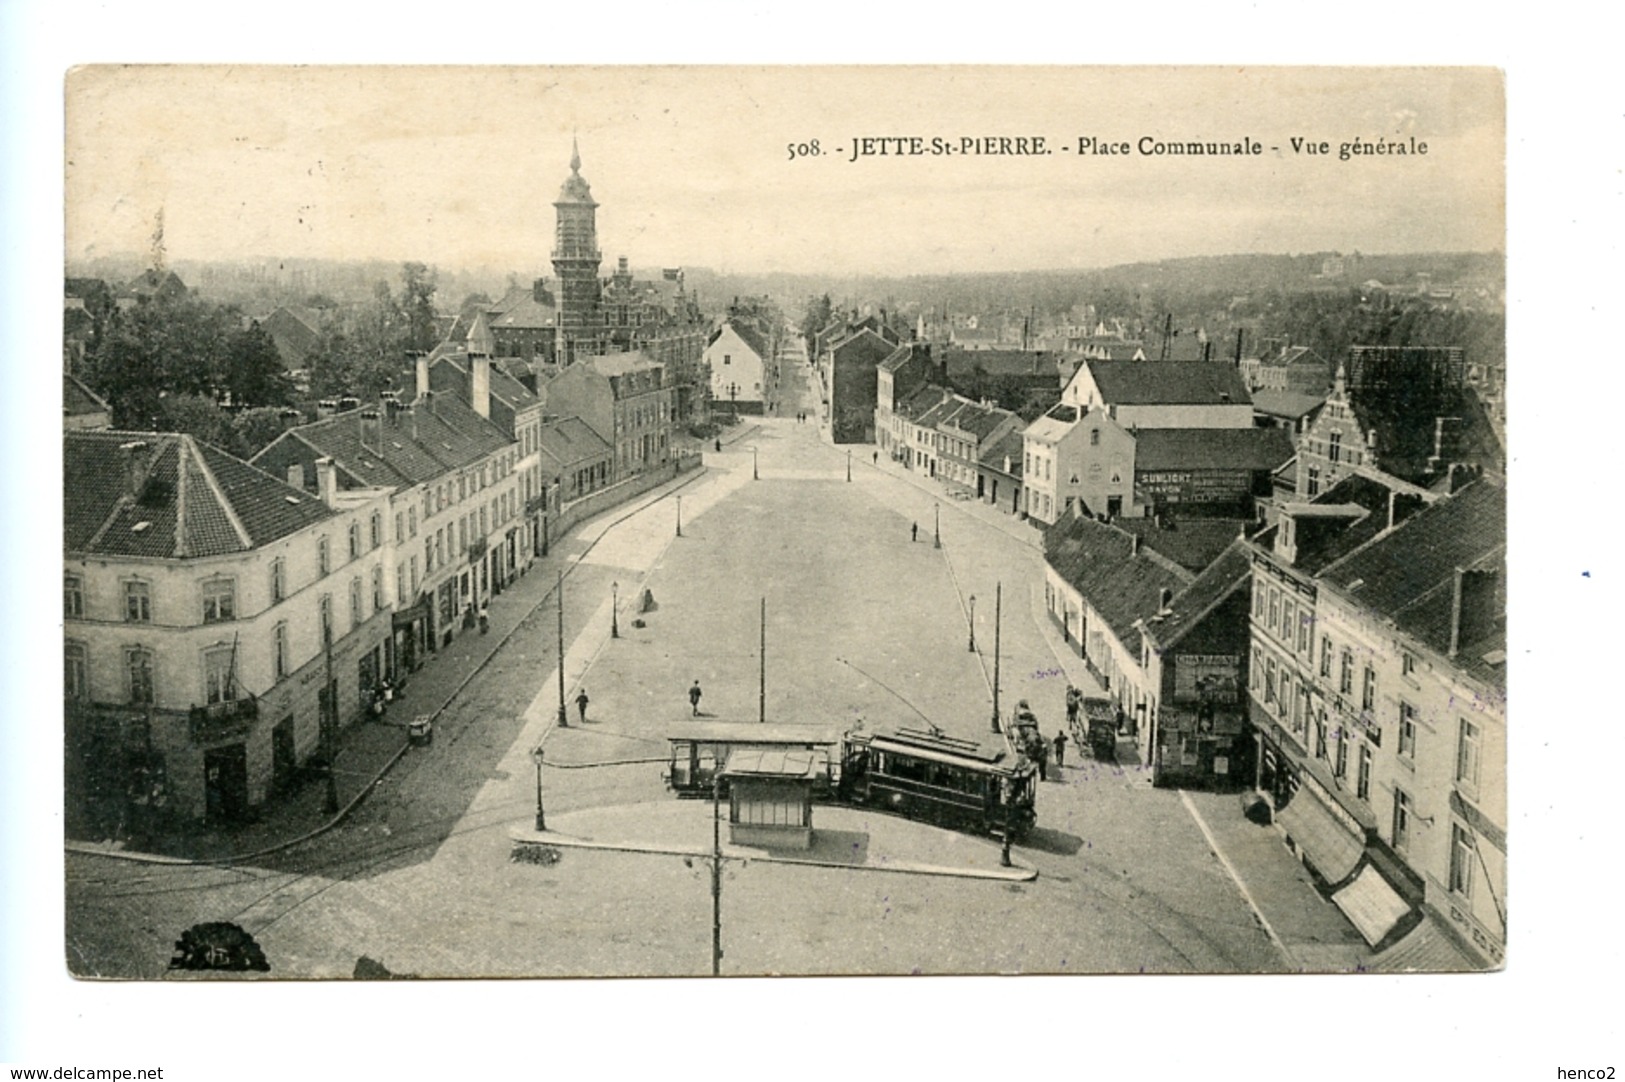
[1044,512,1195,646]
[1133,427,1296,473]
[1083,360,1252,406]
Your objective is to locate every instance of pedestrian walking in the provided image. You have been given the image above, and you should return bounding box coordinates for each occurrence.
[478,601,490,635]
[1054,730,1068,769]
[575,688,590,723]
[873,450,879,465]
[1035,737,1049,781]
[1065,685,1080,727]
[715,438,722,453]
[689,679,703,716]
[911,522,919,543]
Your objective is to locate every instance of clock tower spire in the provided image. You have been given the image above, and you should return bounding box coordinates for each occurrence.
[552,137,602,365]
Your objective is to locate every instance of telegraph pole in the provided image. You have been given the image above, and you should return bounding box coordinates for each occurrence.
[759,597,767,724]
[711,773,723,976]
[556,570,568,727]
[991,582,1003,733]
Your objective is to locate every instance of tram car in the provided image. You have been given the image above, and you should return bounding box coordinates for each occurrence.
[663,721,840,798]
[836,725,1038,840]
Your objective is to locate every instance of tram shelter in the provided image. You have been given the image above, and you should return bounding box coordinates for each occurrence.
[722,748,819,850]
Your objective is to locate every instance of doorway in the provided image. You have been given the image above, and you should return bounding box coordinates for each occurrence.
[204,743,249,823]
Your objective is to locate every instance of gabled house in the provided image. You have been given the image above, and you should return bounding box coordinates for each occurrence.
[542,351,673,481]
[65,431,393,831]
[977,428,1026,516]
[706,320,773,416]
[936,400,1022,498]
[874,344,938,460]
[1063,360,1254,430]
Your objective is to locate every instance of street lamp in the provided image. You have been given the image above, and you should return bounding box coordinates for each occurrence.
[556,569,568,728]
[968,594,977,653]
[611,581,620,639]
[933,502,941,549]
[751,446,759,481]
[846,448,852,482]
[676,494,683,537]
[530,744,547,833]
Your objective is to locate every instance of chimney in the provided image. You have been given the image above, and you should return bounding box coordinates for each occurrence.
[316,398,339,420]
[285,463,304,490]
[359,408,382,451]
[403,404,417,442]
[1159,587,1174,610]
[415,351,431,400]
[315,456,338,508]
[1130,533,1141,556]
[119,440,150,499]
[1449,566,1499,657]
[472,354,491,419]
[533,278,551,305]
[1387,489,1424,530]
[279,407,303,431]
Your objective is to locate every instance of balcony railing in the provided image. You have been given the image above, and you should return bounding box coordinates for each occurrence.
[188,694,259,743]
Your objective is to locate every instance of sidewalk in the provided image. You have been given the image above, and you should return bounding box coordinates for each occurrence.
[67,463,715,867]
[509,800,1037,882]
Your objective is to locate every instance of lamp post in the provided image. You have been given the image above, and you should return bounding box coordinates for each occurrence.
[751,446,759,481]
[846,448,852,482]
[968,594,977,653]
[530,745,547,833]
[676,494,683,537]
[611,581,620,639]
[991,582,1003,734]
[933,502,941,549]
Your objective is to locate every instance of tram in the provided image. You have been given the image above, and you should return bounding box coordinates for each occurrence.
[837,725,1038,840]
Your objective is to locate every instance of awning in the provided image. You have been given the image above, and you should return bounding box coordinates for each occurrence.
[1367,912,1482,973]
[1275,790,1364,884]
[1333,863,1414,947]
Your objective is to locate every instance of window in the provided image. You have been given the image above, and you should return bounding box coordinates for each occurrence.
[1328,430,1343,464]
[372,567,384,613]
[409,508,417,538]
[425,538,435,574]
[318,536,331,575]
[1282,599,1296,643]
[201,578,236,624]
[1392,788,1413,851]
[1457,718,1481,788]
[1314,713,1327,759]
[319,595,333,648]
[1264,656,1277,705]
[1334,727,1348,778]
[1449,823,1475,897]
[1297,610,1311,654]
[1401,651,1416,680]
[1306,466,1321,497]
[65,642,88,700]
[1320,635,1332,678]
[396,512,405,544]
[1250,647,1262,691]
[1357,744,1372,801]
[1398,702,1417,760]
[65,574,84,619]
[1255,582,1266,618]
[274,622,289,678]
[348,523,361,560]
[370,511,383,549]
[204,646,238,704]
[1268,588,1280,630]
[1339,650,1353,696]
[350,577,363,630]
[1361,666,1377,711]
[396,565,407,607]
[270,558,286,603]
[1090,428,1100,446]
[124,581,152,623]
[127,647,154,705]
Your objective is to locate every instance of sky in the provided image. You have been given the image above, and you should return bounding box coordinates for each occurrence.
[66,66,1504,277]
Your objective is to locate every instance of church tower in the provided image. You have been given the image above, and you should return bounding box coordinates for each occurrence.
[552,138,603,364]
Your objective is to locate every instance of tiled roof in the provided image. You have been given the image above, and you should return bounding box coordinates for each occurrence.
[537,416,612,472]
[1283,472,1406,575]
[430,351,540,408]
[728,320,772,362]
[1044,513,1195,646]
[1141,539,1252,648]
[1084,361,1252,406]
[944,402,1015,441]
[979,428,1026,476]
[942,348,1061,379]
[1319,477,1505,687]
[1266,346,1325,369]
[256,396,514,490]
[1113,519,1254,574]
[1251,390,1327,420]
[877,345,916,373]
[489,289,557,330]
[898,385,949,421]
[1024,408,1078,443]
[1133,427,1296,473]
[66,431,332,559]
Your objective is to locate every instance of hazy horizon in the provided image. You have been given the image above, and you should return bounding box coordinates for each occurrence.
[66,66,1503,280]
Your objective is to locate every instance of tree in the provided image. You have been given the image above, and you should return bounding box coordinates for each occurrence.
[401,262,439,352]
[159,394,234,448]
[800,293,833,345]
[232,406,297,459]
[224,321,296,408]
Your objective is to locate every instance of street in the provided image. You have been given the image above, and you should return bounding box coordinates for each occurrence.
[66,392,1353,978]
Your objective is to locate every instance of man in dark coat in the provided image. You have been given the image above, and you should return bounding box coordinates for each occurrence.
[575,688,590,723]
[689,680,703,716]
